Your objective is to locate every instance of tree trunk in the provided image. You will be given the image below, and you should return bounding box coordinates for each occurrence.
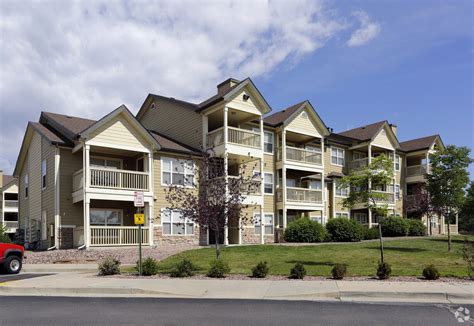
[214,229,221,260]
[429,216,432,236]
[447,213,452,253]
[378,222,384,264]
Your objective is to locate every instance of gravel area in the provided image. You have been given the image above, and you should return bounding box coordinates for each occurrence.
[24,245,202,264]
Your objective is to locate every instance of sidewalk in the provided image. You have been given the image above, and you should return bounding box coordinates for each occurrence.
[0,272,472,304]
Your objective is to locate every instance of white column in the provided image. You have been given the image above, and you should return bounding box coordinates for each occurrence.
[282,129,287,164]
[148,202,154,246]
[260,205,264,244]
[54,147,60,248]
[85,144,90,190]
[393,150,397,207]
[367,144,372,228]
[84,195,90,248]
[223,107,229,245]
[202,115,208,150]
[282,167,287,229]
[147,152,153,193]
[368,208,372,228]
[426,152,430,174]
[332,180,336,219]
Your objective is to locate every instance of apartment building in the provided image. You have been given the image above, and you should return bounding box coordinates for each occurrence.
[13,77,455,249]
[0,172,19,240]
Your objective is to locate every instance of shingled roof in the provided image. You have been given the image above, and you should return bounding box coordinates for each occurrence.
[29,122,67,145]
[337,121,386,141]
[263,101,305,127]
[2,174,16,188]
[399,135,439,152]
[40,111,96,143]
[149,131,200,155]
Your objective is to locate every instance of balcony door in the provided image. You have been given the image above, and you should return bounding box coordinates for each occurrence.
[90,157,122,169]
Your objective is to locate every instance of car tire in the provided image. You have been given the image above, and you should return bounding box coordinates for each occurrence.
[4,256,22,274]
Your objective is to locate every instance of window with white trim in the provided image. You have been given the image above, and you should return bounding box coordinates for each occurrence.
[395,184,400,199]
[90,209,122,226]
[41,159,47,189]
[336,212,349,219]
[254,213,274,235]
[354,213,368,224]
[395,154,401,171]
[331,147,345,166]
[90,157,122,169]
[264,131,274,154]
[263,173,273,194]
[161,157,195,186]
[335,179,349,197]
[161,209,194,235]
[24,174,29,198]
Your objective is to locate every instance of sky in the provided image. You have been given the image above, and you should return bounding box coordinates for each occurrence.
[0,0,473,177]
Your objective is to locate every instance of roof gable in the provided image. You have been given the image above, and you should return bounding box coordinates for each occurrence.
[372,123,400,149]
[399,135,443,152]
[284,101,330,137]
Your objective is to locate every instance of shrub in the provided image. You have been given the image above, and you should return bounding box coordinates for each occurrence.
[98,257,121,276]
[364,227,380,240]
[407,219,426,236]
[289,263,306,279]
[0,225,11,244]
[376,261,392,280]
[380,216,409,237]
[251,261,269,278]
[139,257,159,276]
[325,218,364,242]
[422,265,440,280]
[283,218,327,243]
[207,259,231,278]
[331,264,347,280]
[170,258,196,278]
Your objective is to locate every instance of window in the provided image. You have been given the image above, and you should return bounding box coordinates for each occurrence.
[331,147,345,166]
[353,152,365,161]
[263,173,273,194]
[41,211,47,241]
[335,179,349,197]
[395,184,400,200]
[254,213,274,235]
[161,157,195,186]
[336,212,349,219]
[354,213,368,224]
[41,159,47,189]
[90,209,122,226]
[24,174,29,198]
[300,111,308,119]
[161,209,194,235]
[395,154,401,171]
[264,131,274,153]
[90,157,122,169]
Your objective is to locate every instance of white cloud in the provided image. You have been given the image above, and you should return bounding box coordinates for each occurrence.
[347,11,381,47]
[0,0,369,174]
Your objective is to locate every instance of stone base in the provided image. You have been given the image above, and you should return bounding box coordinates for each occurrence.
[59,227,74,249]
[154,226,207,246]
[241,227,275,244]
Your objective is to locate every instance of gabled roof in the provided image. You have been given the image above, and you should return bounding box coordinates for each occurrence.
[29,122,67,145]
[2,175,16,188]
[263,101,306,127]
[149,131,200,155]
[338,120,387,141]
[399,135,442,152]
[40,111,95,143]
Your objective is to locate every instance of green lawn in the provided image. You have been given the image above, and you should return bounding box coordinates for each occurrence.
[154,236,473,278]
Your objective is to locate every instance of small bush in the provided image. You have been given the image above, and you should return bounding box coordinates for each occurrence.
[331,264,347,280]
[207,259,231,278]
[422,265,440,280]
[283,218,327,243]
[364,227,380,240]
[98,257,121,276]
[251,261,269,278]
[170,258,196,278]
[139,257,159,276]
[325,218,364,242]
[376,261,392,280]
[407,219,426,236]
[0,225,11,244]
[380,217,409,237]
[289,263,306,279]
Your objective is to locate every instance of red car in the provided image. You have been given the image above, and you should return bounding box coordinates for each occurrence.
[0,243,24,274]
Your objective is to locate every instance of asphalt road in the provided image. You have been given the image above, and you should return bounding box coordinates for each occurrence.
[0,296,470,326]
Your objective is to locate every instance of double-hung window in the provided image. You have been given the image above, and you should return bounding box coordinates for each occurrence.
[264,131,274,154]
[395,184,400,199]
[90,209,122,226]
[331,147,345,166]
[263,173,274,194]
[395,154,401,171]
[354,213,368,224]
[162,157,195,186]
[41,159,47,189]
[161,209,194,235]
[254,213,274,235]
[336,212,349,219]
[335,179,349,197]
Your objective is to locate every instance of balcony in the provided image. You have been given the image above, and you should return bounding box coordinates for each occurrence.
[206,126,260,149]
[349,158,369,170]
[3,221,18,232]
[90,226,150,246]
[406,164,427,177]
[73,168,149,192]
[373,191,395,204]
[278,146,322,166]
[277,187,323,208]
[3,200,18,209]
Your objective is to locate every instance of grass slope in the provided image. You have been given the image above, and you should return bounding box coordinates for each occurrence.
[155,236,473,278]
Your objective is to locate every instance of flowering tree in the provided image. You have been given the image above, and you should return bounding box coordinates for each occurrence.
[165,150,258,260]
[405,183,439,235]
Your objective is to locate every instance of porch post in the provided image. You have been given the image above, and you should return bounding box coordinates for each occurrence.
[147,152,153,193]
[282,129,287,229]
[85,144,90,189]
[223,106,229,245]
[84,195,90,247]
[393,150,397,208]
[332,179,336,219]
[367,144,372,228]
[260,205,264,244]
[368,208,372,229]
[202,115,208,150]
[148,202,154,246]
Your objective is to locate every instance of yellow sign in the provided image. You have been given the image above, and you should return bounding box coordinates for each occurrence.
[134,214,145,225]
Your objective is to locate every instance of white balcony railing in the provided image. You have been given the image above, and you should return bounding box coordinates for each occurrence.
[3,200,18,208]
[277,146,322,165]
[406,164,428,177]
[3,221,18,230]
[349,157,369,170]
[73,168,149,192]
[90,226,149,246]
[372,191,395,204]
[209,176,261,195]
[206,127,261,149]
[277,187,323,204]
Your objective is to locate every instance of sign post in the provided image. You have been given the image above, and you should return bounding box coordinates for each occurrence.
[134,191,145,276]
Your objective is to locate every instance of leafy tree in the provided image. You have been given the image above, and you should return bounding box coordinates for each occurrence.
[339,154,394,263]
[405,183,440,235]
[459,182,474,233]
[0,225,11,243]
[165,150,257,260]
[426,145,472,252]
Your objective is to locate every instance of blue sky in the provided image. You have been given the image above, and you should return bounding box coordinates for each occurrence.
[0,0,472,177]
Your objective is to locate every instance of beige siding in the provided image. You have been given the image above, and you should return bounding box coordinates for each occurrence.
[324,145,348,175]
[18,157,29,231]
[29,132,42,230]
[372,128,395,149]
[140,101,202,149]
[89,115,149,151]
[227,90,261,115]
[41,138,56,246]
[286,110,322,137]
[59,148,83,226]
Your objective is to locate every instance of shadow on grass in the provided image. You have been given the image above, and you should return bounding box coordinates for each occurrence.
[365,246,427,253]
[426,238,468,244]
[285,260,334,266]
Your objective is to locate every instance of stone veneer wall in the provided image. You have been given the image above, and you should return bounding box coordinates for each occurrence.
[241,227,275,244]
[154,226,207,246]
[58,227,73,249]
